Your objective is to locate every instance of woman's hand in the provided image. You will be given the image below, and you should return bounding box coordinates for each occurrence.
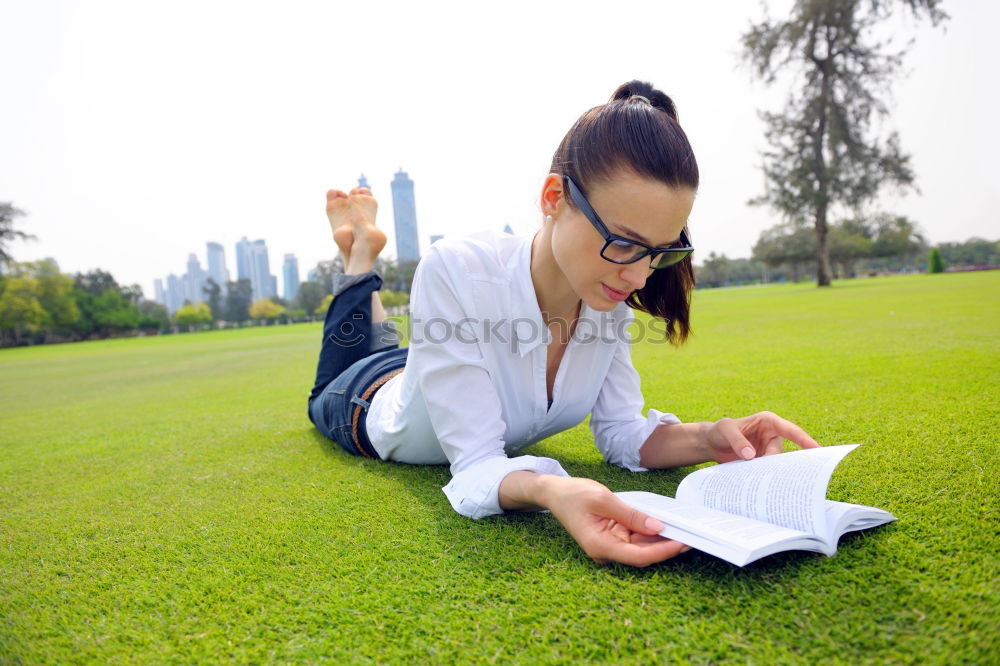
[541,476,689,567]
[701,410,820,463]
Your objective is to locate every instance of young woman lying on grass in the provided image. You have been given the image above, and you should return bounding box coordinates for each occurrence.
[307,80,819,567]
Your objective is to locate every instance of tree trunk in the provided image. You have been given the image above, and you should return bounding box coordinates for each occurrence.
[815,200,834,287]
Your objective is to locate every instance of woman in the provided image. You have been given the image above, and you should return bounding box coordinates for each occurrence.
[308,81,819,567]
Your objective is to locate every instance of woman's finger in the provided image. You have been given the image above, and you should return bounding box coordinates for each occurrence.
[591,493,665,536]
[766,413,820,449]
[597,536,690,568]
[716,417,758,460]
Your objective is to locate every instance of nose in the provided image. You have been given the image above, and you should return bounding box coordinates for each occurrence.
[618,260,653,292]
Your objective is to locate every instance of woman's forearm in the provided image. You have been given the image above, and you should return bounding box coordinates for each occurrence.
[498,471,563,512]
[638,421,715,468]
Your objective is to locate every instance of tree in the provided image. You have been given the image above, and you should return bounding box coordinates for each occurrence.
[174,302,212,331]
[202,277,223,320]
[293,281,325,317]
[249,299,285,323]
[828,218,873,278]
[0,277,45,345]
[0,203,37,265]
[73,269,120,297]
[742,0,947,286]
[752,221,817,281]
[16,259,80,339]
[936,238,1000,267]
[927,247,944,274]
[379,289,410,308]
[223,279,253,323]
[138,300,171,332]
[314,294,333,317]
[697,252,733,288]
[870,213,926,262]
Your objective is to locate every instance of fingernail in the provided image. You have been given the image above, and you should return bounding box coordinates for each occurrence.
[645,517,664,532]
[741,446,755,460]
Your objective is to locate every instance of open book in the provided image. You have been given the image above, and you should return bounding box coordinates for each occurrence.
[616,445,896,567]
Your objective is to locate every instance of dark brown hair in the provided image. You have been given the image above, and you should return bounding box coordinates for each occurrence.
[549,80,699,345]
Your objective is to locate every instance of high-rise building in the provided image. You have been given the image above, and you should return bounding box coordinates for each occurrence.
[390,168,420,262]
[358,173,371,191]
[154,279,165,305]
[184,253,207,304]
[429,234,444,246]
[235,237,252,282]
[166,273,184,313]
[206,242,230,289]
[235,237,276,301]
[283,254,300,301]
[503,224,514,235]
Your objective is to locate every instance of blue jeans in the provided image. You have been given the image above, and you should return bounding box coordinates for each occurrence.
[307,271,408,458]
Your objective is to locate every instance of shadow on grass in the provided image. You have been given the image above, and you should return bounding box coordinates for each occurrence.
[305,426,870,580]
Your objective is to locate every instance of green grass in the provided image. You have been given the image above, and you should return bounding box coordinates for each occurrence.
[1,271,997,664]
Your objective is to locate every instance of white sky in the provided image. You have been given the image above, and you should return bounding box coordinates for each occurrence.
[1,0,996,297]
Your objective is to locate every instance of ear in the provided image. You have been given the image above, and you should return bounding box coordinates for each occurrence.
[539,173,566,218]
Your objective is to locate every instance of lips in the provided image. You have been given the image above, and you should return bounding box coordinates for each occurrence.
[602,283,630,301]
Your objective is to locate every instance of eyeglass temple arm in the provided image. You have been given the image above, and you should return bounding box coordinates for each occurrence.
[563,176,612,237]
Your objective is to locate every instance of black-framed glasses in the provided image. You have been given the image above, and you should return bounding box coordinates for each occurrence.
[563,175,694,269]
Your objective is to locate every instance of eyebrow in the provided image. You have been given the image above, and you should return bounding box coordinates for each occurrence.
[609,222,679,248]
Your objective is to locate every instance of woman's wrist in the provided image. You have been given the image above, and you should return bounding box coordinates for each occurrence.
[638,421,716,468]
[498,471,565,512]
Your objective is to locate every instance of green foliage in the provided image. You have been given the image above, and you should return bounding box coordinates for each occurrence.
[753,215,927,279]
[201,278,223,320]
[0,272,996,662]
[0,276,46,344]
[249,298,285,321]
[695,253,768,288]
[314,293,333,316]
[379,289,409,308]
[11,259,80,336]
[138,300,171,331]
[173,302,212,330]
[292,280,325,315]
[223,279,253,323]
[741,0,947,286]
[936,237,1000,267]
[928,247,945,273]
[0,202,37,264]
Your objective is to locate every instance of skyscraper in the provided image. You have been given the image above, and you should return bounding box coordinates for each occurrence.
[206,242,230,289]
[166,273,183,313]
[235,237,252,282]
[429,234,444,246]
[358,173,371,191]
[184,253,207,304]
[390,168,420,263]
[283,254,300,301]
[235,237,276,301]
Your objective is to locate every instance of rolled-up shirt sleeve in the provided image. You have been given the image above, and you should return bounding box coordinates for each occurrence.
[408,247,569,519]
[589,315,682,473]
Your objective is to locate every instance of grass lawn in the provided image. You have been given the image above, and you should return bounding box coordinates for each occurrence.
[1,271,997,664]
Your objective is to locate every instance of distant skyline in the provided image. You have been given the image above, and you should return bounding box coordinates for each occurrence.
[1,0,996,299]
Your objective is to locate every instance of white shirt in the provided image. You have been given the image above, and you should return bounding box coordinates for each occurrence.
[366,230,681,519]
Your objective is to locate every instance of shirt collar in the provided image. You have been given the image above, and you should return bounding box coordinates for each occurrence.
[506,232,609,357]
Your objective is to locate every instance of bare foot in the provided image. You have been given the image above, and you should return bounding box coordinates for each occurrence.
[326,187,387,274]
[327,189,354,265]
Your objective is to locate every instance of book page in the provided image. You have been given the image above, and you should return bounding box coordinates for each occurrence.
[675,445,858,536]
[616,491,821,566]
